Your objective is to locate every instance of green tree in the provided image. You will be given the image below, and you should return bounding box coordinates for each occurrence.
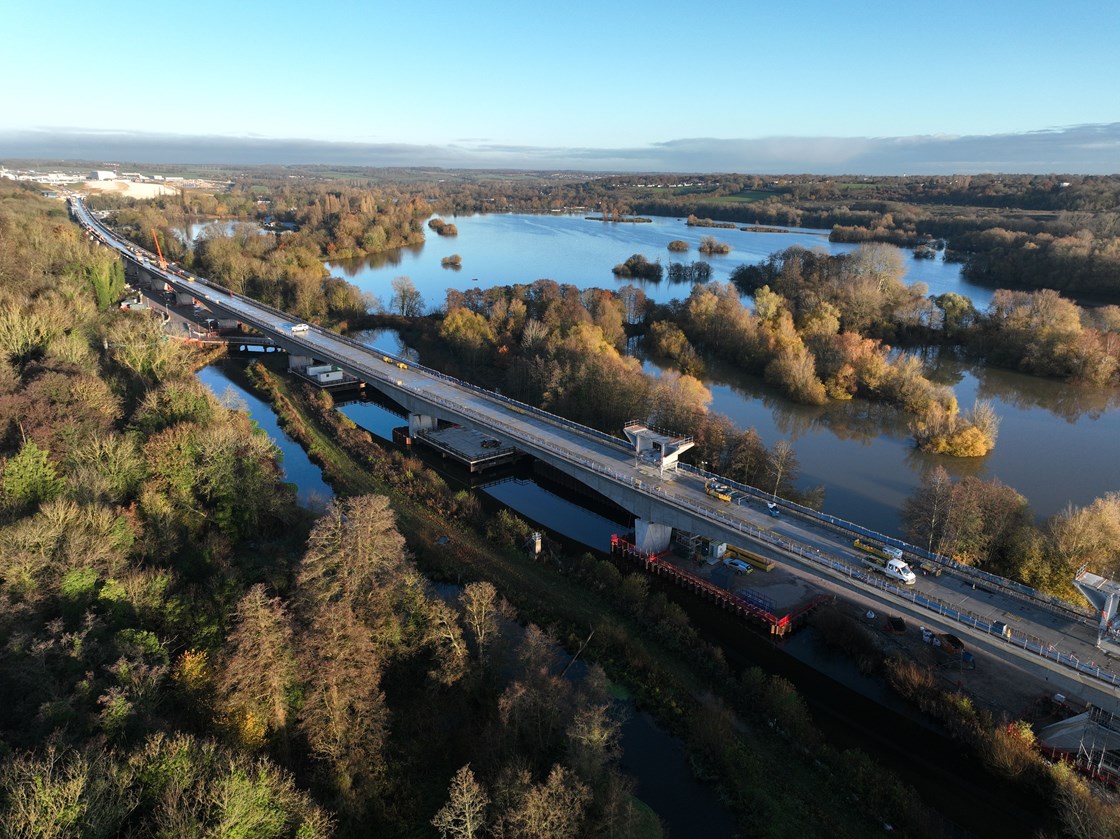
[2,440,63,512]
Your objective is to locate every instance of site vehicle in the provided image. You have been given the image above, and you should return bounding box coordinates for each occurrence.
[766,501,781,517]
[723,557,751,575]
[290,323,310,334]
[705,480,732,502]
[853,539,916,584]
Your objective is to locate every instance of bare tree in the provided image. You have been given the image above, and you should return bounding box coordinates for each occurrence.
[902,465,955,555]
[432,764,490,839]
[767,439,797,500]
[460,581,500,663]
[390,276,424,317]
[219,585,296,747]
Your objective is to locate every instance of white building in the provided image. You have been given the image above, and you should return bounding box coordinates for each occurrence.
[89,170,117,181]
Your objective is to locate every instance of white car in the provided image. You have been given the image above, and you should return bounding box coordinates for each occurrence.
[723,558,751,575]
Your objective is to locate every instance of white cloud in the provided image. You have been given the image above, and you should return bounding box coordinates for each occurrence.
[2,124,1118,174]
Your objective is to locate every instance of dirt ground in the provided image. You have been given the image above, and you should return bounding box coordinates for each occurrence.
[83,180,179,199]
[827,597,1082,726]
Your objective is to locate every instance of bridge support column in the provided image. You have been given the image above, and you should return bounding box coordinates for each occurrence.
[289,354,314,370]
[634,519,673,554]
[408,414,438,436]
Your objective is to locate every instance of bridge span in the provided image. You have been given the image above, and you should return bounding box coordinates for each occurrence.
[70,198,1120,707]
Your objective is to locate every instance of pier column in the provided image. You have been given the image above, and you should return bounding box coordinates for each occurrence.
[634,519,673,554]
[408,414,438,436]
[288,354,314,370]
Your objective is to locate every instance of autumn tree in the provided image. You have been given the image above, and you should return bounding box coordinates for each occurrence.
[218,585,297,749]
[297,599,388,810]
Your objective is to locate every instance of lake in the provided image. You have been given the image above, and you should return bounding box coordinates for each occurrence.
[326,212,987,310]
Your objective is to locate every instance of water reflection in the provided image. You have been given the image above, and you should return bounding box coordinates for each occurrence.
[641,347,1120,529]
[195,362,333,510]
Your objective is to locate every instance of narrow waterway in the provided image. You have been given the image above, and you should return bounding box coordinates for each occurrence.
[196,360,333,509]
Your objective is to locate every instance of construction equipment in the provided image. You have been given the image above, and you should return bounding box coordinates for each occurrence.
[150,228,167,270]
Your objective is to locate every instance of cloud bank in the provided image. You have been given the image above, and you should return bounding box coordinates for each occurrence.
[2,124,1117,174]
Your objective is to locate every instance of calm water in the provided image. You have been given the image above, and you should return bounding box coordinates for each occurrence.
[327,212,986,311]
[643,352,1120,535]
[173,219,265,249]
[196,361,333,509]
[351,323,1120,537]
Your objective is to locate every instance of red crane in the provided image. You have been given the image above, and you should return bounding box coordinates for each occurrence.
[150,228,167,270]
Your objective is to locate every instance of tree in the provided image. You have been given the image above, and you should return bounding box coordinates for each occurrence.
[297,600,387,808]
[2,440,63,512]
[0,744,135,838]
[461,581,500,663]
[432,764,490,839]
[902,465,955,554]
[565,703,623,787]
[767,440,798,499]
[441,308,496,366]
[297,495,408,623]
[390,276,424,317]
[499,764,590,839]
[218,585,297,748]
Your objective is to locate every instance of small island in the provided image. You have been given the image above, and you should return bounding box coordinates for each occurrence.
[667,239,689,252]
[686,214,737,229]
[441,254,463,269]
[698,235,731,255]
[585,215,653,223]
[428,217,458,236]
[612,253,663,281]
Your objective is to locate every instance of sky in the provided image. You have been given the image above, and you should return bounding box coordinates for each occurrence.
[3,0,1118,173]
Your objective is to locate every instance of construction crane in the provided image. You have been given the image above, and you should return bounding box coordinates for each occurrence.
[150,228,167,270]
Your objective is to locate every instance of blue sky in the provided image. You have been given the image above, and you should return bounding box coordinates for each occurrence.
[3,0,1118,172]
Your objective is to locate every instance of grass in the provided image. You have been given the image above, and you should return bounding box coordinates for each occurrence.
[706,190,775,204]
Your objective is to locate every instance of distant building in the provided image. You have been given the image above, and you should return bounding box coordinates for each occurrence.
[89,170,117,181]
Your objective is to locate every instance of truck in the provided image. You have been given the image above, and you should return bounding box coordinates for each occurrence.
[853,539,916,585]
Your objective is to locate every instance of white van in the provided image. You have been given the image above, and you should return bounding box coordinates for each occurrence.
[290,323,310,334]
